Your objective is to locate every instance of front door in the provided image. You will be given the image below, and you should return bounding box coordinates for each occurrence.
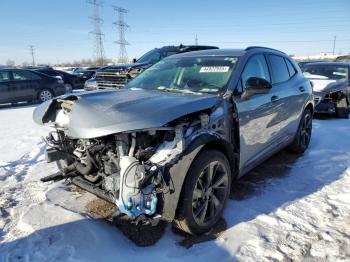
[234,54,281,173]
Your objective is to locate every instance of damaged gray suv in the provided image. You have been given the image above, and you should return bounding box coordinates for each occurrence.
[34,47,314,235]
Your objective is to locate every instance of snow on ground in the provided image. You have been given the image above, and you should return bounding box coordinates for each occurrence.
[0,103,350,262]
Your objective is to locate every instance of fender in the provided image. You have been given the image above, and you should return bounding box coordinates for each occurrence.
[160,133,236,222]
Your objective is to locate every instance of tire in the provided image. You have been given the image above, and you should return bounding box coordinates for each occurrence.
[174,150,231,235]
[287,108,312,154]
[64,83,73,93]
[335,96,349,119]
[38,89,53,103]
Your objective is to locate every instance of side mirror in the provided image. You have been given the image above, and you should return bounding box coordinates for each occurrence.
[241,77,272,100]
[132,58,137,63]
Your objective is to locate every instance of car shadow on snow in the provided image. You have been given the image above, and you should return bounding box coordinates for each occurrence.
[230,150,299,201]
[226,118,350,229]
[0,217,233,262]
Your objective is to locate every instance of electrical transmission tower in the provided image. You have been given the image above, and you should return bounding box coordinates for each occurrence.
[29,45,35,66]
[195,35,198,45]
[113,6,129,63]
[88,0,105,65]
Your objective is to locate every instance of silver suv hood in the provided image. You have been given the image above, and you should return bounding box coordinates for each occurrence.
[33,89,220,138]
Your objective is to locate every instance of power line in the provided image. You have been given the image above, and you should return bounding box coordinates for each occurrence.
[113,6,129,63]
[29,45,35,66]
[88,0,105,65]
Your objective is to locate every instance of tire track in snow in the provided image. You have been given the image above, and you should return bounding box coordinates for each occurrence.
[0,142,49,242]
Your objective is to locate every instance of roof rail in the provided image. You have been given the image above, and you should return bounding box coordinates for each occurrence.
[245,46,285,54]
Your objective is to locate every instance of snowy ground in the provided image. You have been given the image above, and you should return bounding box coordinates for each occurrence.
[0,103,350,262]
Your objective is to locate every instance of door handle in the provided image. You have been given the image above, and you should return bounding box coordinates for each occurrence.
[271,95,279,102]
[299,86,305,92]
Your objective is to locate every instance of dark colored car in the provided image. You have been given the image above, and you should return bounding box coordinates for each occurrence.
[302,62,350,118]
[57,70,84,90]
[30,67,83,91]
[35,47,313,236]
[74,67,106,84]
[84,45,218,90]
[0,68,66,104]
[335,55,350,63]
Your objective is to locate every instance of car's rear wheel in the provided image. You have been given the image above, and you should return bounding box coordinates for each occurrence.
[174,150,231,235]
[38,89,53,103]
[287,108,312,154]
[335,96,349,119]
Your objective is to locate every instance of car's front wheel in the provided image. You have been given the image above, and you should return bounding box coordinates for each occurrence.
[175,150,231,235]
[287,108,312,154]
[38,89,53,103]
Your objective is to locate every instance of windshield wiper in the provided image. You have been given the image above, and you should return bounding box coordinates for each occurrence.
[156,86,202,95]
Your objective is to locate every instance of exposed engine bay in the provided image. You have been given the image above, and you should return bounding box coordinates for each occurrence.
[39,94,227,222]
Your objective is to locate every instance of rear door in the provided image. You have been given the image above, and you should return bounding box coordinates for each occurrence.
[10,70,37,101]
[235,53,281,172]
[0,70,11,103]
[267,54,307,137]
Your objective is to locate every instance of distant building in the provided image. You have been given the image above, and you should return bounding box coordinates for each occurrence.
[293,52,338,61]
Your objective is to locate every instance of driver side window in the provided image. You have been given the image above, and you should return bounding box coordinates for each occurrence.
[240,54,271,91]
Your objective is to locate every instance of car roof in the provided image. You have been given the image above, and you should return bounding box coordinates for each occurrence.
[158,45,218,50]
[165,46,287,59]
[303,61,350,67]
[166,48,247,58]
[0,67,35,71]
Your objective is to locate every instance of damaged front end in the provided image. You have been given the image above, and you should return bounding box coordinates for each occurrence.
[314,90,346,114]
[36,92,230,223]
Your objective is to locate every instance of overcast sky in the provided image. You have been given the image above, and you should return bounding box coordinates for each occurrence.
[0,0,349,65]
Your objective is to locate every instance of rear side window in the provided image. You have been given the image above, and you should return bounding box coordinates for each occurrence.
[269,55,290,84]
[285,58,296,77]
[0,71,10,82]
[12,70,41,81]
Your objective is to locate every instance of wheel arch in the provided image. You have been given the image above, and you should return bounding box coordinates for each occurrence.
[305,102,314,115]
[161,133,237,222]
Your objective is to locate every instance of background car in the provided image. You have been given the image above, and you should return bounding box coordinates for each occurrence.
[29,66,82,92]
[302,62,350,118]
[74,66,105,88]
[62,67,81,73]
[85,45,219,90]
[0,68,66,104]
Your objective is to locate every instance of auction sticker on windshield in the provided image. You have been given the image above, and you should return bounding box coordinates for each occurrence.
[200,66,230,73]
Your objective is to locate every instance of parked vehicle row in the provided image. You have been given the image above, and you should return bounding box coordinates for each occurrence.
[0,68,66,104]
[84,45,218,91]
[27,66,85,92]
[35,46,314,235]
